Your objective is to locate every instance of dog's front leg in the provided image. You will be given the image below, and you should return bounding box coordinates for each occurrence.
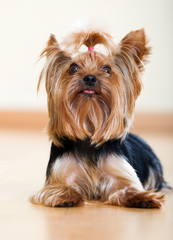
[30,153,83,207]
[98,154,165,208]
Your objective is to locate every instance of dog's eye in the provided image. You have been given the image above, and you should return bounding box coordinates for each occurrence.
[69,63,79,75]
[102,65,111,74]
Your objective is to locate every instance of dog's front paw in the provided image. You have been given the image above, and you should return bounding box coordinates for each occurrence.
[53,188,83,208]
[105,187,165,209]
[30,185,83,207]
[124,188,165,209]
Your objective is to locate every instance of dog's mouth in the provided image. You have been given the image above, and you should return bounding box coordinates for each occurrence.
[77,87,100,96]
[79,88,100,96]
[83,90,96,95]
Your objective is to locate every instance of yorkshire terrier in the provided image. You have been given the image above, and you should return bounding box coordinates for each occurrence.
[31,26,169,208]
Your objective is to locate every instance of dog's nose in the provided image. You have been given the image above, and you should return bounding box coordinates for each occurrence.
[83,75,97,86]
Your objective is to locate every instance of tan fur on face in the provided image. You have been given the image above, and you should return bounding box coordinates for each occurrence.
[38,28,150,146]
[49,52,133,146]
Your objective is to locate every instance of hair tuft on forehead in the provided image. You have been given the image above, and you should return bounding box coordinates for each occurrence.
[62,28,118,56]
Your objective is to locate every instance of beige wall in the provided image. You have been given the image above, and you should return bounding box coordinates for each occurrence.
[0,0,172,112]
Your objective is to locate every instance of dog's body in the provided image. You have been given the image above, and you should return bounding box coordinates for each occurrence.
[31,26,168,208]
[47,134,166,192]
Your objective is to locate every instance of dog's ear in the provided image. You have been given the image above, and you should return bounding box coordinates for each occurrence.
[37,34,71,92]
[114,29,151,99]
[120,29,151,70]
[44,34,61,58]
[47,34,58,46]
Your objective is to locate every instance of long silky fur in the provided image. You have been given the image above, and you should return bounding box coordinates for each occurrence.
[31,27,167,209]
[38,28,150,147]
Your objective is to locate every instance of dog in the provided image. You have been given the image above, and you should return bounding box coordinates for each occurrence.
[31,26,169,208]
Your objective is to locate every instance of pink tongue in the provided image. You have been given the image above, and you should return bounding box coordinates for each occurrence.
[84,90,95,94]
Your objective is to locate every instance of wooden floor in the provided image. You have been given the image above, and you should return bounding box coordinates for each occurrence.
[0,128,173,240]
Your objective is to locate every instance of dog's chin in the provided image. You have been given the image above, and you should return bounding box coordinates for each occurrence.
[67,88,111,137]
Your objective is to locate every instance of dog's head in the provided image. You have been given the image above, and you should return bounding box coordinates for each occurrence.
[38,28,150,146]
